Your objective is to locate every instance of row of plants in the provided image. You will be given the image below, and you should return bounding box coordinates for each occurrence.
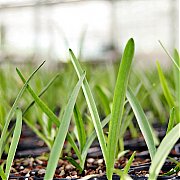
[0,38,179,179]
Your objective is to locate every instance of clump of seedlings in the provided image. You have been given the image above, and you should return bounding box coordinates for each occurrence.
[0,38,179,180]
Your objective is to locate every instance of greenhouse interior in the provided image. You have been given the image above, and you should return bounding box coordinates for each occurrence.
[0,0,179,179]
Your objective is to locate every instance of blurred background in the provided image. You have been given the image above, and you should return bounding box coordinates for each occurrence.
[0,0,179,67]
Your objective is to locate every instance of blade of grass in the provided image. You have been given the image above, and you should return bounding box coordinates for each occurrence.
[126,87,156,160]
[73,104,86,152]
[44,72,85,179]
[173,49,180,122]
[158,41,180,71]
[107,38,135,180]
[0,166,6,180]
[156,61,174,108]
[149,123,180,180]
[23,73,60,115]
[0,61,45,158]
[123,151,136,174]
[69,49,108,164]
[5,108,22,179]
[166,107,175,134]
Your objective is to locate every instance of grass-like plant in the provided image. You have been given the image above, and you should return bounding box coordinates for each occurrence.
[149,123,180,179]
[44,72,85,179]
[0,108,22,180]
[70,38,135,180]
[0,61,45,158]
[126,85,179,179]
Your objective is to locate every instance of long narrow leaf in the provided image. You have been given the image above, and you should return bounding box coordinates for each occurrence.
[5,108,22,179]
[173,49,180,122]
[149,123,180,179]
[69,49,108,164]
[0,166,6,180]
[126,87,156,160]
[158,41,180,71]
[123,151,136,174]
[0,61,45,158]
[44,72,85,179]
[156,61,174,108]
[107,38,134,180]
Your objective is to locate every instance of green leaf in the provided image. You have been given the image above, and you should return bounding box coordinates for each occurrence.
[173,49,180,122]
[123,151,136,174]
[149,123,180,180]
[73,104,86,152]
[0,61,45,158]
[166,107,175,134]
[126,87,156,160]
[107,38,135,180]
[0,165,6,180]
[5,108,22,179]
[44,72,85,180]
[69,49,108,165]
[156,61,175,108]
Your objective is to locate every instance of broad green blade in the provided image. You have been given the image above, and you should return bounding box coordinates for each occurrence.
[73,104,86,152]
[69,49,108,164]
[0,61,45,158]
[149,123,180,180]
[5,108,22,179]
[156,61,174,108]
[107,38,134,180]
[126,87,156,160]
[44,73,85,180]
